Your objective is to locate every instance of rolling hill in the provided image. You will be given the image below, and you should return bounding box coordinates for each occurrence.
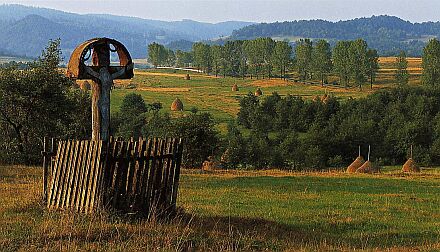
[0,4,253,58]
[231,15,440,56]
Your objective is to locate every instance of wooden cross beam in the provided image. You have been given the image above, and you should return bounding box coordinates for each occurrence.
[66,38,134,142]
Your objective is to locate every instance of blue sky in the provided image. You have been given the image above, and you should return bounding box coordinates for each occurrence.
[1,0,440,23]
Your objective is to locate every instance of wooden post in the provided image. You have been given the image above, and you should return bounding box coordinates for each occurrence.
[43,137,48,202]
[91,43,112,142]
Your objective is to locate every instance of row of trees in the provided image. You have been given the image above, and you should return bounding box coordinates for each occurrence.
[295,38,380,89]
[148,38,292,79]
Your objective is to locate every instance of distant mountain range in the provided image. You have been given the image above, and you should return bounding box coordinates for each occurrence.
[231,15,440,56]
[0,4,253,58]
[1,5,439,59]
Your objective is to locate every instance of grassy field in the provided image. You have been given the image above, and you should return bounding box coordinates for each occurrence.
[1,165,439,251]
[109,57,423,129]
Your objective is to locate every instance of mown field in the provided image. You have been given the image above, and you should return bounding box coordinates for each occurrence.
[109,57,423,129]
[1,166,439,251]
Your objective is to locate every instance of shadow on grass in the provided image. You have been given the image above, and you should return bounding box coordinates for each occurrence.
[177,212,439,250]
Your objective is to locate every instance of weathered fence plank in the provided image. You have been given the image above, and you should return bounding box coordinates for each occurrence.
[44,137,183,216]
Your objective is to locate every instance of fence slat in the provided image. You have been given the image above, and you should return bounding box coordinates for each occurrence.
[48,141,63,207]
[75,140,90,212]
[55,140,72,208]
[88,141,103,213]
[79,141,94,213]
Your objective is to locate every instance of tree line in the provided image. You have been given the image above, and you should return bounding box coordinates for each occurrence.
[148,38,384,88]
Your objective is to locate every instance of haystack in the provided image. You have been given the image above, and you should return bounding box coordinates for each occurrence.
[255,88,263,96]
[184,74,190,80]
[346,156,365,173]
[171,98,184,111]
[312,95,320,102]
[356,145,380,173]
[321,94,331,104]
[402,158,420,172]
[232,84,239,91]
[202,156,219,171]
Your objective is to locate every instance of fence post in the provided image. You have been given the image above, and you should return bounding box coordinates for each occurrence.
[42,137,48,202]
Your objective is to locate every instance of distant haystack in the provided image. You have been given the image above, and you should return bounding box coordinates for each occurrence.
[402,146,420,172]
[171,98,184,111]
[232,84,239,91]
[347,156,365,173]
[402,158,420,172]
[312,95,320,102]
[255,88,263,96]
[184,74,190,80]
[202,156,219,171]
[322,94,331,104]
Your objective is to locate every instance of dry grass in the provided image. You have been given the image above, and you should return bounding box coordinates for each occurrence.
[1,166,440,251]
[137,87,191,92]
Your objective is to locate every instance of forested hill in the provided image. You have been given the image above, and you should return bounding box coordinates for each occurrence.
[0,4,252,58]
[231,15,440,56]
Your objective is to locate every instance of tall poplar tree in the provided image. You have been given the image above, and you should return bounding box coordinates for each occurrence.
[312,39,332,86]
[395,51,409,86]
[422,38,440,86]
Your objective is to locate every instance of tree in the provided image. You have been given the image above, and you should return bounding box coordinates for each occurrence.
[295,39,313,80]
[333,40,352,87]
[271,41,292,80]
[175,50,193,68]
[422,38,440,86]
[366,49,380,89]
[395,51,409,86]
[147,42,167,67]
[113,93,148,139]
[348,39,368,90]
[0,40,91,164]
[312,39,332,86]
[211,45,224,77]
[192,42,211,73]
[171,112,219,168]
[165,48,176,66]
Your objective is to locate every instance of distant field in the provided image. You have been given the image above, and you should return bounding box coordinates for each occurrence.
[1,165,439,251]
[111,57,423,128]
[0,56,31,64]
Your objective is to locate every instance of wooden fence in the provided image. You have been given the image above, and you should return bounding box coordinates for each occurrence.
[43,137,183,215]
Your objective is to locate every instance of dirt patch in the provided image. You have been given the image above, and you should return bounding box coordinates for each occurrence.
[246,79,290,87]
[137,87,191,92]
[134,70,218,79]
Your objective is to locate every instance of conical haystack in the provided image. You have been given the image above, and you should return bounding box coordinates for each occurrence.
[255,88,262,96]
[402,158,420,172]
[171,98,184,111]
[322,94,331,104]
[232,84,239,91]
[346,156,365,173]
[184,74,190,80]
[356,160,380,173]
[312,95,320,102]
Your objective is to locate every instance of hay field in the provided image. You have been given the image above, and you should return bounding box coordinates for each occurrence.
[1,165,439,251]
[111,57,423,128]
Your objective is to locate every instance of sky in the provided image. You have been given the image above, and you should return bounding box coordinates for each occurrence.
[1,0,440,23]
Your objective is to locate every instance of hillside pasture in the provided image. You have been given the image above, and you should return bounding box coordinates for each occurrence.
[110,57,423,126]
